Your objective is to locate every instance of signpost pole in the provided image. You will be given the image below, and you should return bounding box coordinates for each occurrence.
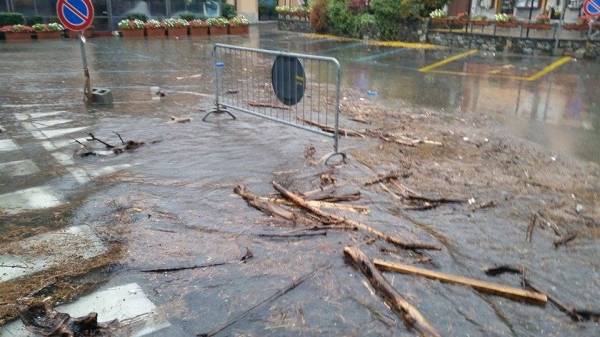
[79,32,92,102]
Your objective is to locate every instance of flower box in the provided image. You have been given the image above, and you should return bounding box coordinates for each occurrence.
[121,29,145,38]
[470,20,491,27]
[167,27,188,37]
[430,18,449,25]
[522,23,552,30]
[4,31,32,41]
[228,25,249,35]
[190,26,209,36]
[563,23,588,31]
[210,26,228,35]
[35,31,62,39]
[146,27,166,38]
[495,21,520,28]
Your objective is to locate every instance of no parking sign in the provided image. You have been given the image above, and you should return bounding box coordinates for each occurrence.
[583,0,600,18]
[56,0,95,31]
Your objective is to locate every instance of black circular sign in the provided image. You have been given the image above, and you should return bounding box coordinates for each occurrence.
[271,55,306,106]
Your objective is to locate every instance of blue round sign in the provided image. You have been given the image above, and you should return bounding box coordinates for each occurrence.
[584,0,600,17]
[56,0,95,31]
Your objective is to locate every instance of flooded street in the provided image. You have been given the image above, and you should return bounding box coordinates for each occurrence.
[1,24,599,337]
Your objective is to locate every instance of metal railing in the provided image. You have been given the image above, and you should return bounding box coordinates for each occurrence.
[204,43,344,160]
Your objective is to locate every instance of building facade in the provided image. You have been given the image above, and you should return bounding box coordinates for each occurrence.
[1,0,259,31]
[448,0,584,22]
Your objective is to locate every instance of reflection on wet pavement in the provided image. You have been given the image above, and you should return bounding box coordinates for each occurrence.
[0,23,599,337]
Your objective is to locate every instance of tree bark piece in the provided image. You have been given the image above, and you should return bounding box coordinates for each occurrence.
[234,185,298,222]
[343,246,441,337]
[296,117,366,138]
[526,214,537,243]
[259,196,369,214]
[553,232,577,248]
[374,259,547,305]
[273,181,440,251]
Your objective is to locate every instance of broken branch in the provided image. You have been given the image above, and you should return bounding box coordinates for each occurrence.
[139,248,252,273]
[344,246,441,337]
[273,181,440,250]
[553,232,577,248]
[296,117,366,138]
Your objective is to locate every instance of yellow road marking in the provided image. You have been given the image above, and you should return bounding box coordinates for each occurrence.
[419,49,478,73]
[525,56,573,81]
[427,69,526,81]
[301,33,442,49]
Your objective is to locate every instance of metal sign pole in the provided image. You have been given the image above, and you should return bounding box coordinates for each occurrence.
[79,32,92,102]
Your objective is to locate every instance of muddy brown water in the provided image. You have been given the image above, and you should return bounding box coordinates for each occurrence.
[1,24,599,336]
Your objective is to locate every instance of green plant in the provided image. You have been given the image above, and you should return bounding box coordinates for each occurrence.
[0,24,33,32]
[494,13,515,22]
[429,9,446,18]
[357,13,377,37]
[32,23,64,31]
[310,0,328,32]
[221,1,237,19]
[207,17,228,27]
[535,13,550,24]
[179,12,197,21]
[27,15,44,26]
[118,19,145,29]
[162,18,189,28]
[127,13,149,22]
[327,0,359,36]
[0,12,25,26]
[48,16,60,24]
[471,15,487,21]
[144,19,164,29]
[229,15,249,26]
[370,0,422,39]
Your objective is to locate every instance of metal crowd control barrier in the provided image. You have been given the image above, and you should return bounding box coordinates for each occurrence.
[203,43,345,163]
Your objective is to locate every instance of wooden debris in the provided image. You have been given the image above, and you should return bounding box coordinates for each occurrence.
[169,116,192,123]
[364,171,403,186]
[374,259,547,305]
[553,232,577,248]
[296,117,366,138]
[273,181,440,250]
[343,246,441,337]
[259,196,369,215]
[364,129,443,147]
[234,185,298,222]
[198,265,328,337]
[303,186,361,202]
[87,132,114,148]
[526,213,537,243]
[485,264,599,322]
[257,230,327,239]
[484,265,523,276]
[247,100,290,110]
[139,248,253,273]
[19,301,117,337]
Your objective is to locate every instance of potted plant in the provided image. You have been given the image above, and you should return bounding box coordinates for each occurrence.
[207,17,228,35]
[429,9,449,25]
[470,15,490,26]
[145,19,166,38]
[163,18,189,37]
[1,24,33,41]
[32,23,64,39]
[523,13,551,30]
[189,19,209,36]
[228,15,249,35]
[118,19,145,38]
[275,5,291,20]
[495,13,519,28]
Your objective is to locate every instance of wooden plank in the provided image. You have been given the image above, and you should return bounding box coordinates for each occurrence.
[344,246,441,337]
[374,259,548,305]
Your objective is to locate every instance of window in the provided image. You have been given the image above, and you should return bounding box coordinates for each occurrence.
[111,0,167,19]
[516,0,540,8]
[170,0,221,18]
[12,0,37,15]
[568,0,583,9]
[36,0,58,17]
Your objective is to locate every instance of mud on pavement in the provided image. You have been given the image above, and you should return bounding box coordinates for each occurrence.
[1,86,599,337]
